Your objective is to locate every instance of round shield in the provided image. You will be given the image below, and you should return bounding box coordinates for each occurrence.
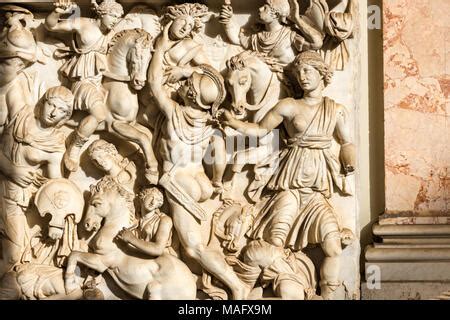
[34,179,85,228]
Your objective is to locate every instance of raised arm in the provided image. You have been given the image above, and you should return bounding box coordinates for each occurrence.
[222,99,291,137]
[147,22,178,118]
[289,0,324,50]
[335,104,355,174]
[219,4,242,46]
[293,18,324,51]
[210,133,227,193]
[45,4,81,33]
[6,78,29,118]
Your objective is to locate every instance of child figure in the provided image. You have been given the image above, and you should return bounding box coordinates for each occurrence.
[116,187,176,257]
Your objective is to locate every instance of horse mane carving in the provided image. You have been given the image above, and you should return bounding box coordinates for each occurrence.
[227,50,272,71]
[108,28,153,54]
[90,176,137,225]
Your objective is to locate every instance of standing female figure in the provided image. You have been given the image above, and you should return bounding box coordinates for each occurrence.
[222,51,355,299]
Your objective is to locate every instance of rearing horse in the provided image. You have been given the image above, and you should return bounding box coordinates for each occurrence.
[64,176,197,300]
[93,28,158,183]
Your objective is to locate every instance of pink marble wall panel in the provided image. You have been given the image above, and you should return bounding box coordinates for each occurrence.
[383,0,449,215]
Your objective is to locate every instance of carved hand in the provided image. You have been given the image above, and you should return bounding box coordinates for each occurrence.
[164,66,195,83]
[7,165,35,188]
[219,109,237,128]
[54,2,78,15]
[116,228,137,244]
[219,5,233,25]
[265,57,284,73]
[224,211,244,243]
[155,21,175,52]
[288,0,302,23]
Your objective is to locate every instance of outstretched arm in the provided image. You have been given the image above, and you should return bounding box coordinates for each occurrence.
[219,4,242,46]
[222,99,290,137]
[45,4,81,33]
[148,22,183,118]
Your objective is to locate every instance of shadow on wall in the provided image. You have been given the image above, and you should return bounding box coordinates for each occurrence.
[360,0,385,264]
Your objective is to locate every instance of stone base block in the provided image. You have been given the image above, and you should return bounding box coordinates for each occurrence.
[365,262,450,282]
[361,281,450,300]
[364,222,450,300]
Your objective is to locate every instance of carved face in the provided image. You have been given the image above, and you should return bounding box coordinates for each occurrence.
[141,193,161,214]
[170,17,194,40]
[40,98,70,127]
[100,13,119,31]
[258,4,276,24]
[296,63,323,92]
[179,79,196,107]
[227,68,252,117]
[128,37,153,91]
[90,151,116,173]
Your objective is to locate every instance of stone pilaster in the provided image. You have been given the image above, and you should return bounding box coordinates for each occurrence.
[363,0,450,300]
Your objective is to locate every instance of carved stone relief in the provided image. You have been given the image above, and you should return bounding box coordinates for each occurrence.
[0,0,360,300]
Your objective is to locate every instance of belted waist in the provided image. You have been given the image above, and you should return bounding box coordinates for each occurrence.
[286,135,333,149]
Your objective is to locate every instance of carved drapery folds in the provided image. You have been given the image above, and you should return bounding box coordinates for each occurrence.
[0,0,358,300]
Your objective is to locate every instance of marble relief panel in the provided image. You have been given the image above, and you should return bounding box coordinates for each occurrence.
[0,0,362,300]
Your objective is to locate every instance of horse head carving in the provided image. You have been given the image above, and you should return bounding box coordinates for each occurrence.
[85,176,136,233]
[107,28,153,91]
[226,50,285,121]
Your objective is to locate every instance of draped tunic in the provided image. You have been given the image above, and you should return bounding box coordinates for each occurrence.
[240,26,305,67]
[60,29,109,82]
[60,28,109,110]
[138,210,175,256]
[0,106,65,255]
[250,98,347,250]
[267,97,343,198]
